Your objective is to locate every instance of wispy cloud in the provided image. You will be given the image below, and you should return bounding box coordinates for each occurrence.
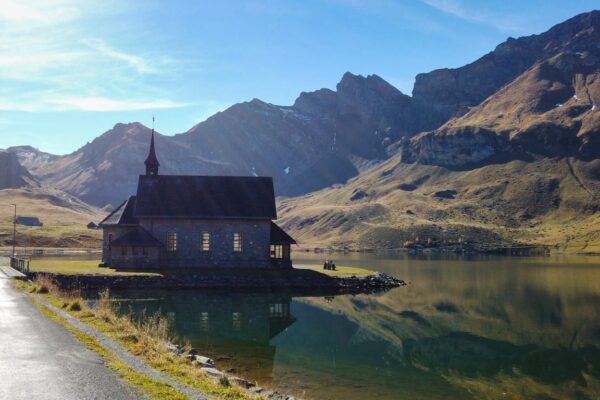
[47,97,188,112]
[420,0,525,32]
[0,0,186,113]
[82,38,161,74]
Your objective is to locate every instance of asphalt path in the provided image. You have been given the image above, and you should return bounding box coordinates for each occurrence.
[0,271,143,400]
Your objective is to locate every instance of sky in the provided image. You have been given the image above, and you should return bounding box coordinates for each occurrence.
[0,0,597,154]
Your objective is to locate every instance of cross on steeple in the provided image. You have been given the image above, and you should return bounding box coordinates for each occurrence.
[145,116,160,176]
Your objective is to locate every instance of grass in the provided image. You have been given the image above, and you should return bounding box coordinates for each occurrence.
[27,258,374,279]
[29,259,160,276]
[0,188,104,249]
[277,157,600,254]
[15,277,259,400]
[295,263,376,277]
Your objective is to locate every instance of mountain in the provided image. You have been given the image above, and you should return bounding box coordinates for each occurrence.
[412,10,600,124]
[7,146,59,178]
[16,72,441,207]
[0,150,38,189]
[278,11,600,253]
[6,10,600,252]
[403,11,600,168]
[27,122,233,207]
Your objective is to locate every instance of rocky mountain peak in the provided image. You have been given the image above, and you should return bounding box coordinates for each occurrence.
[293,88,337,116]
[0,150,38,189]
[337,72,404,102]
[412,10,600,123]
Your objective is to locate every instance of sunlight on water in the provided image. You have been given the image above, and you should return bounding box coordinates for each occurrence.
[110,253,600,400]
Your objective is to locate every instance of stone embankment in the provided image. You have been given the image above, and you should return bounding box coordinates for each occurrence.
[28,270,405,294]
[163,342,296,400]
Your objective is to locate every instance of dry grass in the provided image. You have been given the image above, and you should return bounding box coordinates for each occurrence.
[0,188,103,248]
[279,157,600,253]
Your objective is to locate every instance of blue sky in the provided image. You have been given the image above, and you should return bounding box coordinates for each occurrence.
[0,0,597,154]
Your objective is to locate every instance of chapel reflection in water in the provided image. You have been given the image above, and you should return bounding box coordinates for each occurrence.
[114,291,297,378]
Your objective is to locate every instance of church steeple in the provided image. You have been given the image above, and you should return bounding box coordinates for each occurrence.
[145,119,160,176]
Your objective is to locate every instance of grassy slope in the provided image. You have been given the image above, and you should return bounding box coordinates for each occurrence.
[0,188,104,248]
[278,157,600,252]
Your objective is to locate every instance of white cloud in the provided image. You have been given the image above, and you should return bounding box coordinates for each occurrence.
[0,96,188,112]
[421,0,524,32]
[82,38,160,74]
[46,97,188,112]
[0,0,78,23]
[0,0,188,114]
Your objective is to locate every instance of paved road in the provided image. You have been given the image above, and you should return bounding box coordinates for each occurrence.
[0,271,144,400]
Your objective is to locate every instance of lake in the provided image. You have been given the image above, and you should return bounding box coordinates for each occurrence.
[110,252,600,400]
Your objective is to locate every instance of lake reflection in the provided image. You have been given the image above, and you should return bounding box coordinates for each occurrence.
[111,254,600,400]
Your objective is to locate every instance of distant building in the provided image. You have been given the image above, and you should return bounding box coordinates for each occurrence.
[15,216,43,227]
[99,131,296,269]
[87,222,100,230]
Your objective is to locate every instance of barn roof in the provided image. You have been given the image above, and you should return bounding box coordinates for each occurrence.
[270,222,296,244]
[99,196,138,226]
[15,216,42,226]
[110,226,163,247]
[135,175,277,219]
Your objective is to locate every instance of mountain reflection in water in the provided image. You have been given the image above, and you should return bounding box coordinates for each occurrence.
[110,254,600,400]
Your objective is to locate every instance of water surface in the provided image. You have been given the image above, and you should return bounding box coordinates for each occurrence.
[111,253,600,400]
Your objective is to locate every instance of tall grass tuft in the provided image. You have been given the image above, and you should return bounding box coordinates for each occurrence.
[33,275,57,294]
[97,288,112,322]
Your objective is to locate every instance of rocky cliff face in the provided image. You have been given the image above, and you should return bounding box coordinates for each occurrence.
[403,11,600,168]
[412,10,600,124]
[7,146,58,178]
[0,150,37,189]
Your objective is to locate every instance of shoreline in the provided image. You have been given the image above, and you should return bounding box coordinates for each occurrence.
[13,273,401,400]
[28,268,405,294]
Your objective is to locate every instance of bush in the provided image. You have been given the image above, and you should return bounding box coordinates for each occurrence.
[67,301,82,311]
[33,275,56,294]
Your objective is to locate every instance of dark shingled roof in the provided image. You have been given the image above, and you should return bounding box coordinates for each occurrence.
[99,196,138,226]
[135,175,277,219]
[270,222,296,244]
[111,226,163,247]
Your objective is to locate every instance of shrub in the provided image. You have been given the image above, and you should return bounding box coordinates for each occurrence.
[67,301,82,312]
[33,275,56,294]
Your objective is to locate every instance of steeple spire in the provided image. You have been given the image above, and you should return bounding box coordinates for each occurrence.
[145,116,160,176]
